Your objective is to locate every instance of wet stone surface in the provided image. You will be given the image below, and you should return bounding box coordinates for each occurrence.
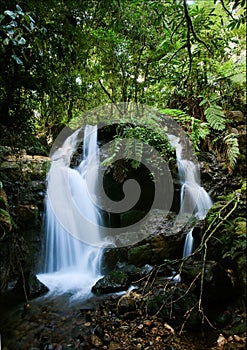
[0,284,246,350]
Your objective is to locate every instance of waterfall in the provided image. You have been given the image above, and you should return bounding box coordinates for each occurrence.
[37,125,104,299]
[182,228,194,258]
[168,135,213,257]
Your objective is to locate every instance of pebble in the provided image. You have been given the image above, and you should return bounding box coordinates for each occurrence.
[90,334,103,347]
[108,342,121,350]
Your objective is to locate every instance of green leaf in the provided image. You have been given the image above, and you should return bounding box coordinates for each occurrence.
[4,10,16,19]
[16,4,24,14]
[18,37,26,45]
[204,105,226,131]
[11,54,23,65]
[0,208,12,226]
[3,38,10,45]
[7,28,15,35]
[223,133,240,169]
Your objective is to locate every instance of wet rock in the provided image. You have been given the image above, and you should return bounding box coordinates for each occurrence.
[113,263,153,285]
[101,210,191,271]
[127,231,184,267]
[146,285,200,329]
[108,342,122,350]
[89,334,103,347]
[0,154,50,182]
[198,151,243,198]
[139,264,153,277]
[116,262,139,278]
[101,247,128,274]
[13,272,49,300]
[117,292,139,314]
[0,235,29,293]
[17,204,39,227]
[128,243,153,266]
[120,210,146,227]
[181,260,235,304]
[92,271,129,295]
[215,310,232,328]
[0,151,48,296]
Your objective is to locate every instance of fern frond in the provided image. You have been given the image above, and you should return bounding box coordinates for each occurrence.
[133,139,143,163]
[124,139,143,164]
[205,105,226,131]
[223,133,240,169]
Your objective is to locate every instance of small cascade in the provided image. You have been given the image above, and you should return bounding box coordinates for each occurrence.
[182,228,194,258]
[168,135,213,258]
[37,125,104,299]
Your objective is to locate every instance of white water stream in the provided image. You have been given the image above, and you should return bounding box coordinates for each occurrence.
[168,135,213,258]
[37,125,104,299]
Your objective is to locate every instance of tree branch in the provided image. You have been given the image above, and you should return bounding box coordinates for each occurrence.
[98,78,115,103]
[183,0,212,78]
[98,79,123,115]
[170,16,185,44]
[219,0,236,20]
[159,43,187,78]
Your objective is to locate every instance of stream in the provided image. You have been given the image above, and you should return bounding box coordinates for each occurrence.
[0,291,105,349]
[0,291,218,350]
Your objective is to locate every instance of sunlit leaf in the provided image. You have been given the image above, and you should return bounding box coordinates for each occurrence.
[4,10,16,19]
[18,37,26,45]
[16,4,24,15]
[3,38,10,45]
[11,54,23,65]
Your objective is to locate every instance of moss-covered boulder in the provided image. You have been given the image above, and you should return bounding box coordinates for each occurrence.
[92,271,129,295]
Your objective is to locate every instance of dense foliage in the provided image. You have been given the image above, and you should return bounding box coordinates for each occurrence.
[0,0,245,168]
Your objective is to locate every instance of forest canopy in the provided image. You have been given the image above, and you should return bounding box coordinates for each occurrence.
[0,0,246,170]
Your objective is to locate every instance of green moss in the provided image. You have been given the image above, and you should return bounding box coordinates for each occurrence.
[109,271,128,283]
[128,244,152,266]
[230,320,246,335]
[233,217,246,235]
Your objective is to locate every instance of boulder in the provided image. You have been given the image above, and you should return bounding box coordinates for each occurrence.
[128,243,153,266]
[181,260,235,304]
[101,210,190,271]
[13,272,49,300]
[115,262,153,283]
[92,271,129,295]
[101,246,128,274]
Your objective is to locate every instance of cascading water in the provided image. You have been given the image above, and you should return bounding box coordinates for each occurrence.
[168,135,213,258]
[37,125,104,299]
[182,228,194,258]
